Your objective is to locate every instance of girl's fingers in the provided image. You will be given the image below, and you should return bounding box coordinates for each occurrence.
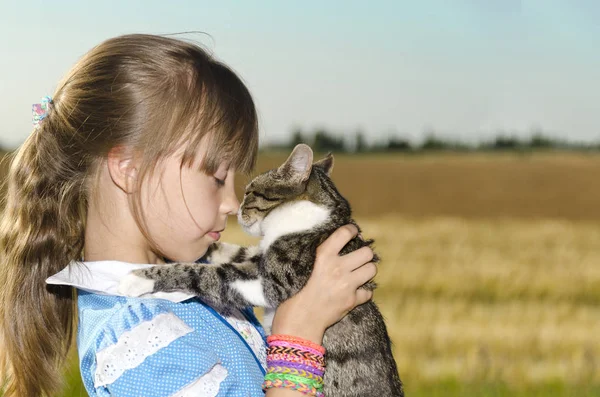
[355,288,374,306]
[342,246,374,271]
[350,262,377,287]
[317,224,358,256]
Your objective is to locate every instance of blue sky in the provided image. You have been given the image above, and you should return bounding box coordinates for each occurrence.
[1,0,599,148]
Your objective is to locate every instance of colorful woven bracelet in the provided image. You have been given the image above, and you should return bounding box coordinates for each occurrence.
[269,340,325,356]
[263,379,324,397]
[267,346,325,365]
[267,366,324,383]
[267,334,326,355]
[268,360,325,377]
[263,334,327,395]
[265,372,323,391]
[267,353,325,371]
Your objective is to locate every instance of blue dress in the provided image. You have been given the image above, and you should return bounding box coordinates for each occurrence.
[48,261,267,397]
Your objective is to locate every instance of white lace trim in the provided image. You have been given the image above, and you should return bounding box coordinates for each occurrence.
[169,364,228,397]
[94,312,193,387]
[223,309,267,369]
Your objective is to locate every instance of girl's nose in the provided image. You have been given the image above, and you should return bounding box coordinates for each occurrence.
[222,185,240,215]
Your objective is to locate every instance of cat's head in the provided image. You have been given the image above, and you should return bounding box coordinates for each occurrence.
[238,144,348,236]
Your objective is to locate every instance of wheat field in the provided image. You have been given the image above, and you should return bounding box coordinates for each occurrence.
[217,215,600,397]
[1,151,597,396]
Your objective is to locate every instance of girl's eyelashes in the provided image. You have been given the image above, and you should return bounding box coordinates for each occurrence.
[212,164,230,187]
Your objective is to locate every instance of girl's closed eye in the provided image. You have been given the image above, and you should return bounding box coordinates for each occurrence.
[213,168,228,187]
[214,176,226,186]
[212,164,230,187]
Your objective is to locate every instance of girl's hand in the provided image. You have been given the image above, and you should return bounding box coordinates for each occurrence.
[270,224,376,344]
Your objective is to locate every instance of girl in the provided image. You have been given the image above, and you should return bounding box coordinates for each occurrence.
[0,34,376,397]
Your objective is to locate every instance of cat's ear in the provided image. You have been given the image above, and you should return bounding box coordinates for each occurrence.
[314,153,334,176]
[279,144,313,183]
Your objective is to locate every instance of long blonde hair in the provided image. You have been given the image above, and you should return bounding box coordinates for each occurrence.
[0,34,258,396]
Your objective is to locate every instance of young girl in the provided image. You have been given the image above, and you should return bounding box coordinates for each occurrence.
[0,34,376,397]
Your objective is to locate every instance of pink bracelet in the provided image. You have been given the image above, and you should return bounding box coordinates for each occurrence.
[267,334,326,355]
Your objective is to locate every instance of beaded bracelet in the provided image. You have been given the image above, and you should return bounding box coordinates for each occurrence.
[262,334,326,396]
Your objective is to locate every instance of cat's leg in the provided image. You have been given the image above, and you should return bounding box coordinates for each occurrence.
[118,258,273,309]
[203,242,260,265]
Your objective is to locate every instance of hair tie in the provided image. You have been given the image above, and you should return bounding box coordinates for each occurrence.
[32,96,53,126]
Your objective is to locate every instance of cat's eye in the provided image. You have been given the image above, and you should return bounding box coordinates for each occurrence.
[251,191,278,201]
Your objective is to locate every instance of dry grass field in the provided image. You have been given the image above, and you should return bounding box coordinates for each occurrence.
[250,151,600,221]
[1,150,599,396]
[218,215,600,397]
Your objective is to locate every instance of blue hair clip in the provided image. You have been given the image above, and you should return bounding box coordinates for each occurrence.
[32,96,53,126]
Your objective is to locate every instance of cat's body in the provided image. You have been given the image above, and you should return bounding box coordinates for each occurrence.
[119,144,404,396]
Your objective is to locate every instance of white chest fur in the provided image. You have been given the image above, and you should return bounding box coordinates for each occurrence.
[259,200,331,251]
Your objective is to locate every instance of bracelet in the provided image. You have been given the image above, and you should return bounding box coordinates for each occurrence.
[268,360,325,376]
[265,372,323,390]
[263,379,325,397]
[262,334,327,396]
[267,346,325,366]
[268,340,325,357]
[267,366,324,383]
[267,353,325,371]
[267,334,326,355]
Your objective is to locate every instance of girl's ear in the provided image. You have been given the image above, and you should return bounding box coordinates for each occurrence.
[278,144,314,183]
[313,153,334,176]
[107,146,139,194]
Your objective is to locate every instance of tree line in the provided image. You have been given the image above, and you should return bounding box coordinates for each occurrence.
[266,128,600,153]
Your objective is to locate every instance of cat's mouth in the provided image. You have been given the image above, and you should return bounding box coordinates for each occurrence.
[238,217,262,237]
[237,207,263,236]
[240,219,255,228]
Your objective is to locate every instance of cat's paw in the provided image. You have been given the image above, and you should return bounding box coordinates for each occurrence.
[207,242,243,264]
[118,273,156,297]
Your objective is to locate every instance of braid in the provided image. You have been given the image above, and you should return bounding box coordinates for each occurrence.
[0,120,87,396]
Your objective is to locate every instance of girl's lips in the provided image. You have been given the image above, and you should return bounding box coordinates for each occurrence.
[207,231,221,241]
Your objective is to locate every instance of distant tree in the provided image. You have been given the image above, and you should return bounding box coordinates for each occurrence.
[387,137,411,151]
[281,127,597,154]
[421,134,446,151]
[290,128,306,148]
[313,129,345,152]
[355,131,368,153]
[529,133,554,149]
[492,136,521,150]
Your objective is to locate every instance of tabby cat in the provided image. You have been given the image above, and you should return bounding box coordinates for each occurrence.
[119,144,404,396]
